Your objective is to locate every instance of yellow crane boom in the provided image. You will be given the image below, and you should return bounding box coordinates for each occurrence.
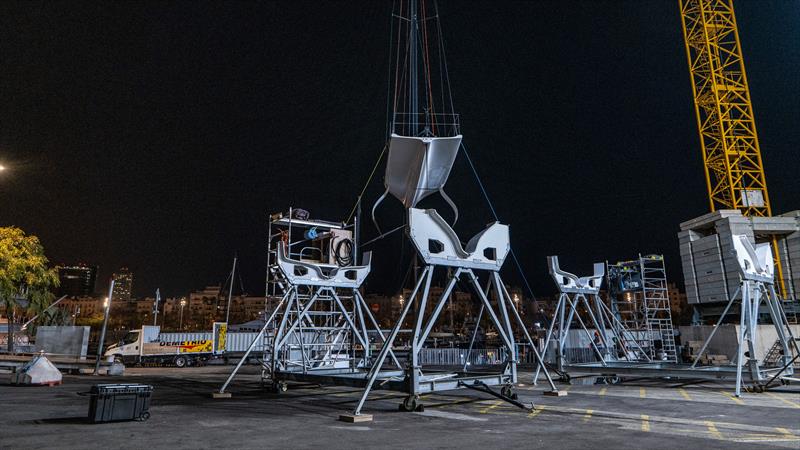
[679,0,786,295]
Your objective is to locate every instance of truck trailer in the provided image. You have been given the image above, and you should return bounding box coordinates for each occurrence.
[104,323,227,367]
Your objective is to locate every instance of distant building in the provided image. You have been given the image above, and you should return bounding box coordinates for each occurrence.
[187,285,266,324]
[163,297,182,315]
[232,296,268,322]
[56,264,98,297]
[135,297,156,314]
[61,296,102,317]
[188,285,222,318]
[112,267,133,302]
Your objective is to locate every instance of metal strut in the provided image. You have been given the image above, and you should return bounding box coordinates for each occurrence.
[457,380,533,411]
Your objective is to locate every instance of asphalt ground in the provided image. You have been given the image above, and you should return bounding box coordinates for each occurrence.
[1,366,798,449]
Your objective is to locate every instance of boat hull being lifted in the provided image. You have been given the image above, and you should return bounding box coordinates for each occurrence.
[384,133,462,208]
[372,133,462,230]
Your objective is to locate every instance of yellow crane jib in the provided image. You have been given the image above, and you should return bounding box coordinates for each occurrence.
[679,0,786,296]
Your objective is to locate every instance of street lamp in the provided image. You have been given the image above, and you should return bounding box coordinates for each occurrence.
[179,298,187,330]
[0,164,5,172]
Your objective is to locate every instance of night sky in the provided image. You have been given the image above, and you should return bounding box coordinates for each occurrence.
[1,1,798,299]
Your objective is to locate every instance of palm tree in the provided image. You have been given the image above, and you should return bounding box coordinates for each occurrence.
[0,227,59,353]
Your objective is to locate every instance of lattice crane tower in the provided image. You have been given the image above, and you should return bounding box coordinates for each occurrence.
[679,0,786,295]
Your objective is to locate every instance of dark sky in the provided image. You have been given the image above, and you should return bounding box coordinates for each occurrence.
[1,1,798,299]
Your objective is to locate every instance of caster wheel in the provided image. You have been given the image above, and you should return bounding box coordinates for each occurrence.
[753,385,764,393]
[139,411,150,421]
[278,382,288,393]
[501,385,514,398]
[399,395,418,412]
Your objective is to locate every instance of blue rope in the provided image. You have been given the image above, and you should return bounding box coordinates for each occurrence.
[460,142,539,306]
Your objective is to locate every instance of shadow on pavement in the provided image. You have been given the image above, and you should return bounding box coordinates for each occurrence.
[32,416,91,425]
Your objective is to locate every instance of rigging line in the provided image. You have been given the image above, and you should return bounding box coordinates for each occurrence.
[397,13,411,135]
[436,14,446,130]
[434,0,456,118]
[386,0,396,140]
[237,271,246,295]
[393,217,409,294]
[460,142,538,305]
[360,224,406,247]
[408,1,415,134]
[423,0,436,134]
[392,0,404,130]
[399,43,411,131]
[421,0,436,135]
[220,270,233,298]
[344,142,389,225]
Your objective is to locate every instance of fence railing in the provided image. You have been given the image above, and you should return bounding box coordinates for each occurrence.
[418,347,507,366]
[417,344,599,367]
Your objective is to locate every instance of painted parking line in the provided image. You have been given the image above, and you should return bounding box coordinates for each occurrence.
[598,387,607,396]
[705,421,723,439]
[462,400,800,446]
[737,433,800,444]
[639,387,646,399]
[719,390,745,405]
[479,400,504,414]
[423,395,479,407]
[678,388,692,401]
[527,405,545,419]
[582,409,594,422]
[640,414,650,432]
[765,392,800,409]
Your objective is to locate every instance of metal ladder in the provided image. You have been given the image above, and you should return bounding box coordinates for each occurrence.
[781,300,799,325]
[763,339,783,367]
[640,255,677,362]
[764,337,800,369]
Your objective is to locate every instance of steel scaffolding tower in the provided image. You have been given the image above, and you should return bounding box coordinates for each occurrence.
[217,210,400,396]
[607,255,677,362]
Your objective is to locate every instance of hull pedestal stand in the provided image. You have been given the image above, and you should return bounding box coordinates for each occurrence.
[534,256,655,384]
[554,235,798,396]
[215,237,403,422]
[351,208,561,417]
[689,235,797,396]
